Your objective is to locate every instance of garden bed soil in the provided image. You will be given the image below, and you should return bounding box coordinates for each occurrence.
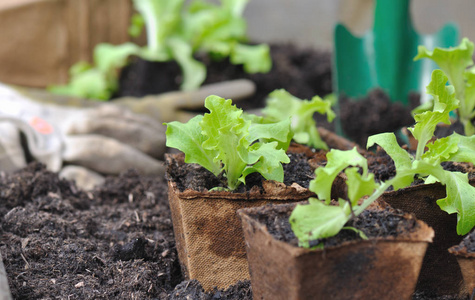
[339,89,419,147]
[116,43,416,147]
[0,162,469,299]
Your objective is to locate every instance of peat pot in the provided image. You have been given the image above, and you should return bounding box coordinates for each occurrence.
[238,202,434,300]
[380,182,468,295]
[448,232,475,297]
[165,144,322,291]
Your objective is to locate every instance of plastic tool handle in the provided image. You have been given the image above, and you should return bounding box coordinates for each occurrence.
[373,0,415,103]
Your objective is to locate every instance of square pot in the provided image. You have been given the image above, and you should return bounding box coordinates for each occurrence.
[238,203,434,300]
[166,146,320,291]
[380,182,467,295]
[449,235,475,297]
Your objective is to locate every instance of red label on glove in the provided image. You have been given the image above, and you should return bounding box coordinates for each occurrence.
[29,116,54,135]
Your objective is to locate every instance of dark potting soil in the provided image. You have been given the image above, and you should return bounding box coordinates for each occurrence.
[116,43,420,147]
[366,146,475,185]
[170,279,252,300]
[339,89,419,147]
[451,230,475,253]
[366,147,398,183]
[116,43,333,114]
[0,163,181,299]
[167,151,315,193]
[434,120,465,138]
[258,205,420,248]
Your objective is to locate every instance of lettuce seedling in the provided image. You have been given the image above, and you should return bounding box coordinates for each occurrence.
[49,0,272,100]
[290,69,475,248]
[414,38,475,135]
[290,147,390,248]
[259,89,336,150]
[368,69,475,235]
[164,95,292,191]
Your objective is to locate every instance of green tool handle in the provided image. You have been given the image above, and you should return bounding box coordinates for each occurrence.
[373,0,415,105]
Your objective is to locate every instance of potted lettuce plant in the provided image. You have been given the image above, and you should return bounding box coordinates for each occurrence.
[164,95,328,290]
[371,69,475,295]
[238,145,434,299]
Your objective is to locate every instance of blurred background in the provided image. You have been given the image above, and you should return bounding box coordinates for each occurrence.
[244,0,469,49]
[0,0,469,87]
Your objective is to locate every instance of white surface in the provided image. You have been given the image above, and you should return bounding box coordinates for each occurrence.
[243,0,472,50]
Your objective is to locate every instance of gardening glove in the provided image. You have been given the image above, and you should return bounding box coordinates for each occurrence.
[0,83,165,189]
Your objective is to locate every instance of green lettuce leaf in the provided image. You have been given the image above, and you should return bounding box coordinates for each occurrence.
[409,70,458,159]
[241,141,290,183]
[201,96,250,189]
[165,115,221,176]
[262,89,335,149]
[247,118,293,150]
[345,167,378,206]
[415,38,475,135]
[231,43,272,73]
[290,198,348,248]
[408,160,475,235]
[310,147,367,204]
[167,37,207,91]
[415,38,473,100]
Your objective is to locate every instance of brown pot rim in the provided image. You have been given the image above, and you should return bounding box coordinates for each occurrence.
[238,202,434,257]
[448,244,475,258]
[383,181,446,196]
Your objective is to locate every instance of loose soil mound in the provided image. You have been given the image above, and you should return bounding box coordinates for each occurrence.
[1,163,180,299]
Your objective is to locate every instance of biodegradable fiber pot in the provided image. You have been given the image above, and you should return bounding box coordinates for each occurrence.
[380,182,466,295]
[238,203,434,300]
[165,148,318,291]
[448,235,475,297]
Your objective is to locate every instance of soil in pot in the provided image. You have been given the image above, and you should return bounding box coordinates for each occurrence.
[239,203,433,300]
[168,149,318,193]
[260,204,421,248]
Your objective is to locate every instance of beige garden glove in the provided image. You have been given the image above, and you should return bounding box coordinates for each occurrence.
[0,83,166,189]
